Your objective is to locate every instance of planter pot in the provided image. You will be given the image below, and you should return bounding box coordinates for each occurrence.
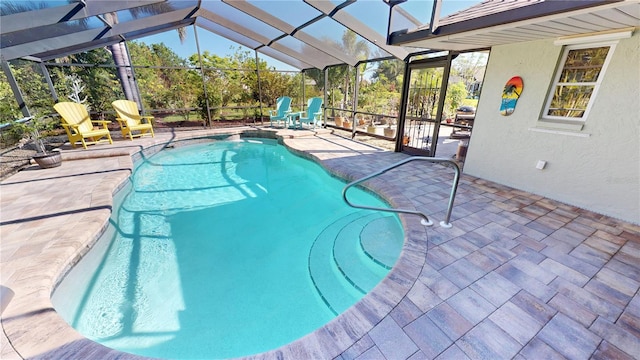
[384,127,396,138]
[456,140,468,160]
[358,118,365,126]
[367,126,377,133]
[343,121,351,129]
[334,117,344,127]
[33,151,62,169]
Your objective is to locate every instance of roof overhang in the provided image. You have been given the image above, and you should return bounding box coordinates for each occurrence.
[389,0,639,51]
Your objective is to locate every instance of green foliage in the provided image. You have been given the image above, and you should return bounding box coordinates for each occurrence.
[0,61,58,150]
[462,98,479,107]
[341,30,370,61]
[303,68,325,93]
[50,47,124,114]
[445,82,468,118]
[407,68,444,118]
[129,41,198,119]
[257,71,299,107]
[372,59,404,92]
[196,50,244,107]
[0,71,21,122]
[0,121,26,148]
[0,21,487,128]
[359,79,396,114]
[322,30,371,114]
[8,60,54,120]
[451,52,488,99]
[196,71,223,121]
[4,116,56,153]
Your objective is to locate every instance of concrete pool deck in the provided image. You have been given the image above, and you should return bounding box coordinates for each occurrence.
[1,127,639,359]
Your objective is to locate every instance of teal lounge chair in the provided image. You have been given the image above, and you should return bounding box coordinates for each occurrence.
[295,97,323,129]
[269,96,291,127]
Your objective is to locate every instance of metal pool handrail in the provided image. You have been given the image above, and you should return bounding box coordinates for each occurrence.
[342,156,461,228]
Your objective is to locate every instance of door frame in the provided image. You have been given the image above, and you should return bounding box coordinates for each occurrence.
[395,53,454,155]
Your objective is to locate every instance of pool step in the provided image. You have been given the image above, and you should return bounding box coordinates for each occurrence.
[359,216,404,269]
[308,211,403,315]
[333,213,389,293]
[308,212,367,315]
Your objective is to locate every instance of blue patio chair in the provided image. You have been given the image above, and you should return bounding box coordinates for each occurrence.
[269,96,291,127]
[296,97,323,129]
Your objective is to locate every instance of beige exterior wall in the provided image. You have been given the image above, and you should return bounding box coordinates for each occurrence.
[463,32,640,224]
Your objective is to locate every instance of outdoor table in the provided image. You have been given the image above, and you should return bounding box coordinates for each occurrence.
[287,112,303,129]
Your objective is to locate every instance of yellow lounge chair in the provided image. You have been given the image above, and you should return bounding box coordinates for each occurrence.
[53,102,113,149]
[111,100,155,140]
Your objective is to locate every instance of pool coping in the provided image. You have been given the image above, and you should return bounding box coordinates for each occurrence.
[1,127,428,359]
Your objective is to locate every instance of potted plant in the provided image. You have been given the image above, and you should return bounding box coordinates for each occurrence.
[402,133,410,146]
[384,118,396,138]
[12,116,62,169]
[334,114,344,127]
[367,117,376,134]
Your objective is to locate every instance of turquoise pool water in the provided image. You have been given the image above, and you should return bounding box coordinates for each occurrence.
[53,138,403,359]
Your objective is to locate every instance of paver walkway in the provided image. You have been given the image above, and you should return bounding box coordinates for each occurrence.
[1,127,639,359]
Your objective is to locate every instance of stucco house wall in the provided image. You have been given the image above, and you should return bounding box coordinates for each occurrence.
[463,31,640,224]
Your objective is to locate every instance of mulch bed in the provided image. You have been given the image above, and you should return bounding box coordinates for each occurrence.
[0,135,67,181]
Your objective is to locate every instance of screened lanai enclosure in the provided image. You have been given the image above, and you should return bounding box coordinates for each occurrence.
[1,0,490,156]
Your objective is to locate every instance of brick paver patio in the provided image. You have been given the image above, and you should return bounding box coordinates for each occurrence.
[1,127,638,359]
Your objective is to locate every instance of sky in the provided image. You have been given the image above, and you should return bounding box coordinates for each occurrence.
[138,0,481,72]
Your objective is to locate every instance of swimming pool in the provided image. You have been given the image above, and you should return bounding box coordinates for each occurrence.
[52,138,403,359]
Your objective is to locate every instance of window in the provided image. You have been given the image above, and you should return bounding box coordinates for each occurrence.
[542,43,614,122]
[530,29,631,136]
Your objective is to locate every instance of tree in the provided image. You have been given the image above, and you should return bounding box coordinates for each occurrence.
[452,52,487,97]
[128,41,198,119]
[50,48,124,114]
[373,59,404,91]
[0,60,59,148]
[310,30,372,116]
[303,68,325,94]
[7,60,55,119]
[445,82,468,119]
[339,30,369,109]
[104,4,187,105]
[255,71,297,107]
[0,70,21,122]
